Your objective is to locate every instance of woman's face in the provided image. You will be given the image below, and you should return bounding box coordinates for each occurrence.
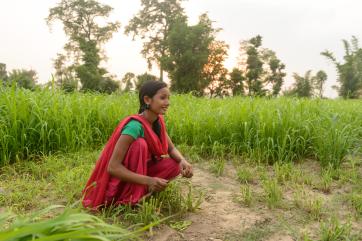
[146,87,170,115]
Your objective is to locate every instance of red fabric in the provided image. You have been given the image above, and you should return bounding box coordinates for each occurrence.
[104,138,180,205]
[82,114,180,209]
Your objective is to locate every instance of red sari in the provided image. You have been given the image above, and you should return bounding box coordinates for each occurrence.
[82,114,180,209]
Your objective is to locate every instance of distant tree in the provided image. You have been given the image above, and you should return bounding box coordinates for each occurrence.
[0,63,8,85]
[290,70,314,97]
[238,35,286,96]
[125,0,186,81]
[228,68,245,96]
[74,38,108,91]
[321,36,362,99]
[313,70,328,98]
[47,0,120,92]
[136,72,158,91]
[7,69,38,90]
[239,35,265,96]
[264,50,286,96]
[204,40,229,97]
[121,72,137,92]
[99,76,119,94]
[282,88,296,97]
[53,53,78,92]
[163,14,215,96]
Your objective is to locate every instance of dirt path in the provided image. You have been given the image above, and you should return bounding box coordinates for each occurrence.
[148,164,277,241]
[145,158,362,241]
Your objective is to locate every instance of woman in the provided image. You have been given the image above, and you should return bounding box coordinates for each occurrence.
[82,80,193,209]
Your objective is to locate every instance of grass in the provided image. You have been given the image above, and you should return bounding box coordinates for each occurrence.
[239,184,253,207]
[0,149,204,230]
[349,193,362,217]
[0,88,136,166]
[153,179,204,215]
[340,158,360,185]
[232,218,274,241]
[95,179,204,236]
[1,89,362,239]
[290,168,314,186]
[313,118,360,169]
[1,87,362,169]
[210,158,225,177]
[315,165,340,194]
[293,185,324,220]
[262,177,283,208]
[319,171,334,194]
[124,196,163,226]
[1,145,361,240]
[301,221,359,241]
[293,185,306,209]
[236,166,254,184]
[273,161,294,184]
[169,220,193,231]
[0,151,205,241]
[180,182,205,212]
[319,217,356,241]
[0,205,149,241]
[306,198,324,221]
[0,150,97,212]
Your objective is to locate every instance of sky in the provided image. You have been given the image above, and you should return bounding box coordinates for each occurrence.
[1,0,361,98]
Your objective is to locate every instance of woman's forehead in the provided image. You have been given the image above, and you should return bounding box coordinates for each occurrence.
[156,87,170,95]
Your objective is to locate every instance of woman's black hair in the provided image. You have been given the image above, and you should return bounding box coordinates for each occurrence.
[138,80,168,139]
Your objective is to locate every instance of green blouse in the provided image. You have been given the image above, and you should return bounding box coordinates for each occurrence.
[121,119,144,139]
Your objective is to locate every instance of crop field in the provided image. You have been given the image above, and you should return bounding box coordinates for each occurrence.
[0,88,361,240]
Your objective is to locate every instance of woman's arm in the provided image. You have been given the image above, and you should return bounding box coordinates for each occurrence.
[166,133,185,163]
[107,135,150,185]
[107,135,168,191]
[166,133,193,178]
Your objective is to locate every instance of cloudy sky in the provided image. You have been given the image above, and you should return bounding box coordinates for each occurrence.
[1,0,361,97]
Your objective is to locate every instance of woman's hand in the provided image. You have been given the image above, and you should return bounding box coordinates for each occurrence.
[147,177,168,192]
[180,159,193,178]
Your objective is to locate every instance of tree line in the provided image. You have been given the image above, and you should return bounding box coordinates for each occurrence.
[1,0,361,99]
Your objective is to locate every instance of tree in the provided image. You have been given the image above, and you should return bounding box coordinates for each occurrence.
[99,76,119,94]
[313,70,327,98]
[321,36,362,99]
[47,0,120,92]
[285,70,327,98]
[238,35,286,96]
[53,53,78,92]
[264,50,286,96]
[289,70,314,97]
[74,38,106,91]
[0,63,8,85]
[163,14,215,96]
[7,69,38,90]
[239,35,265,96]
[125,0,186,81]
[121,72,137,92]
[136,72,158,91]
[228,68,245,96]
[204,40,229,97]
